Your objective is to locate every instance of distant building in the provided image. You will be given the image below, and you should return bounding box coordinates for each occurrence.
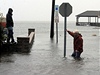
[76,11,100,26]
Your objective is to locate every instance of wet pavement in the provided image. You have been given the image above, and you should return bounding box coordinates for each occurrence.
[0,26,100,75]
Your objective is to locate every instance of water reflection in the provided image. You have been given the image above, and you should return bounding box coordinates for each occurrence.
[0,54,15,63]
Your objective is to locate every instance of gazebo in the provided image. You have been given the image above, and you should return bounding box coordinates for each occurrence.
[76,11,100,26]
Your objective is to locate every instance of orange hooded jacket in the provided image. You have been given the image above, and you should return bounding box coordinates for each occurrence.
[67,30,83,53]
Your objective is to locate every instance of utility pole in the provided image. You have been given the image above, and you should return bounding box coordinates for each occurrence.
[50,0,55,38]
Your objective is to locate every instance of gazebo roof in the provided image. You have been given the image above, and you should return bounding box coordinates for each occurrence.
[76,11,100,17]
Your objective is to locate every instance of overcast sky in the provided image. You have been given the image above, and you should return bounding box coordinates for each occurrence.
[0,0,100,22]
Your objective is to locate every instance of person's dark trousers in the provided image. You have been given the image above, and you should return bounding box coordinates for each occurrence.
[71,51,81,58]
[7,29,14,43]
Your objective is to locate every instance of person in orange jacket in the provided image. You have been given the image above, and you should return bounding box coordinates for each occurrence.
[66,29,83,59]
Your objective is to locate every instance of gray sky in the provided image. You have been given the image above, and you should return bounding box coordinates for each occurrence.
[0,0,100,22]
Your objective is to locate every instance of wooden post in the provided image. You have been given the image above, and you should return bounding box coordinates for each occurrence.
[50,0,55,38]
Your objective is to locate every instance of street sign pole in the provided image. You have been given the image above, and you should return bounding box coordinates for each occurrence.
[55,5,59,43]
[64,17,67,57]
[56,23,58,43]
[59,3,72,57]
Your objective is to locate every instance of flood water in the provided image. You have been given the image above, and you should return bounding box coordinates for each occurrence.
[0,21,100,75]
